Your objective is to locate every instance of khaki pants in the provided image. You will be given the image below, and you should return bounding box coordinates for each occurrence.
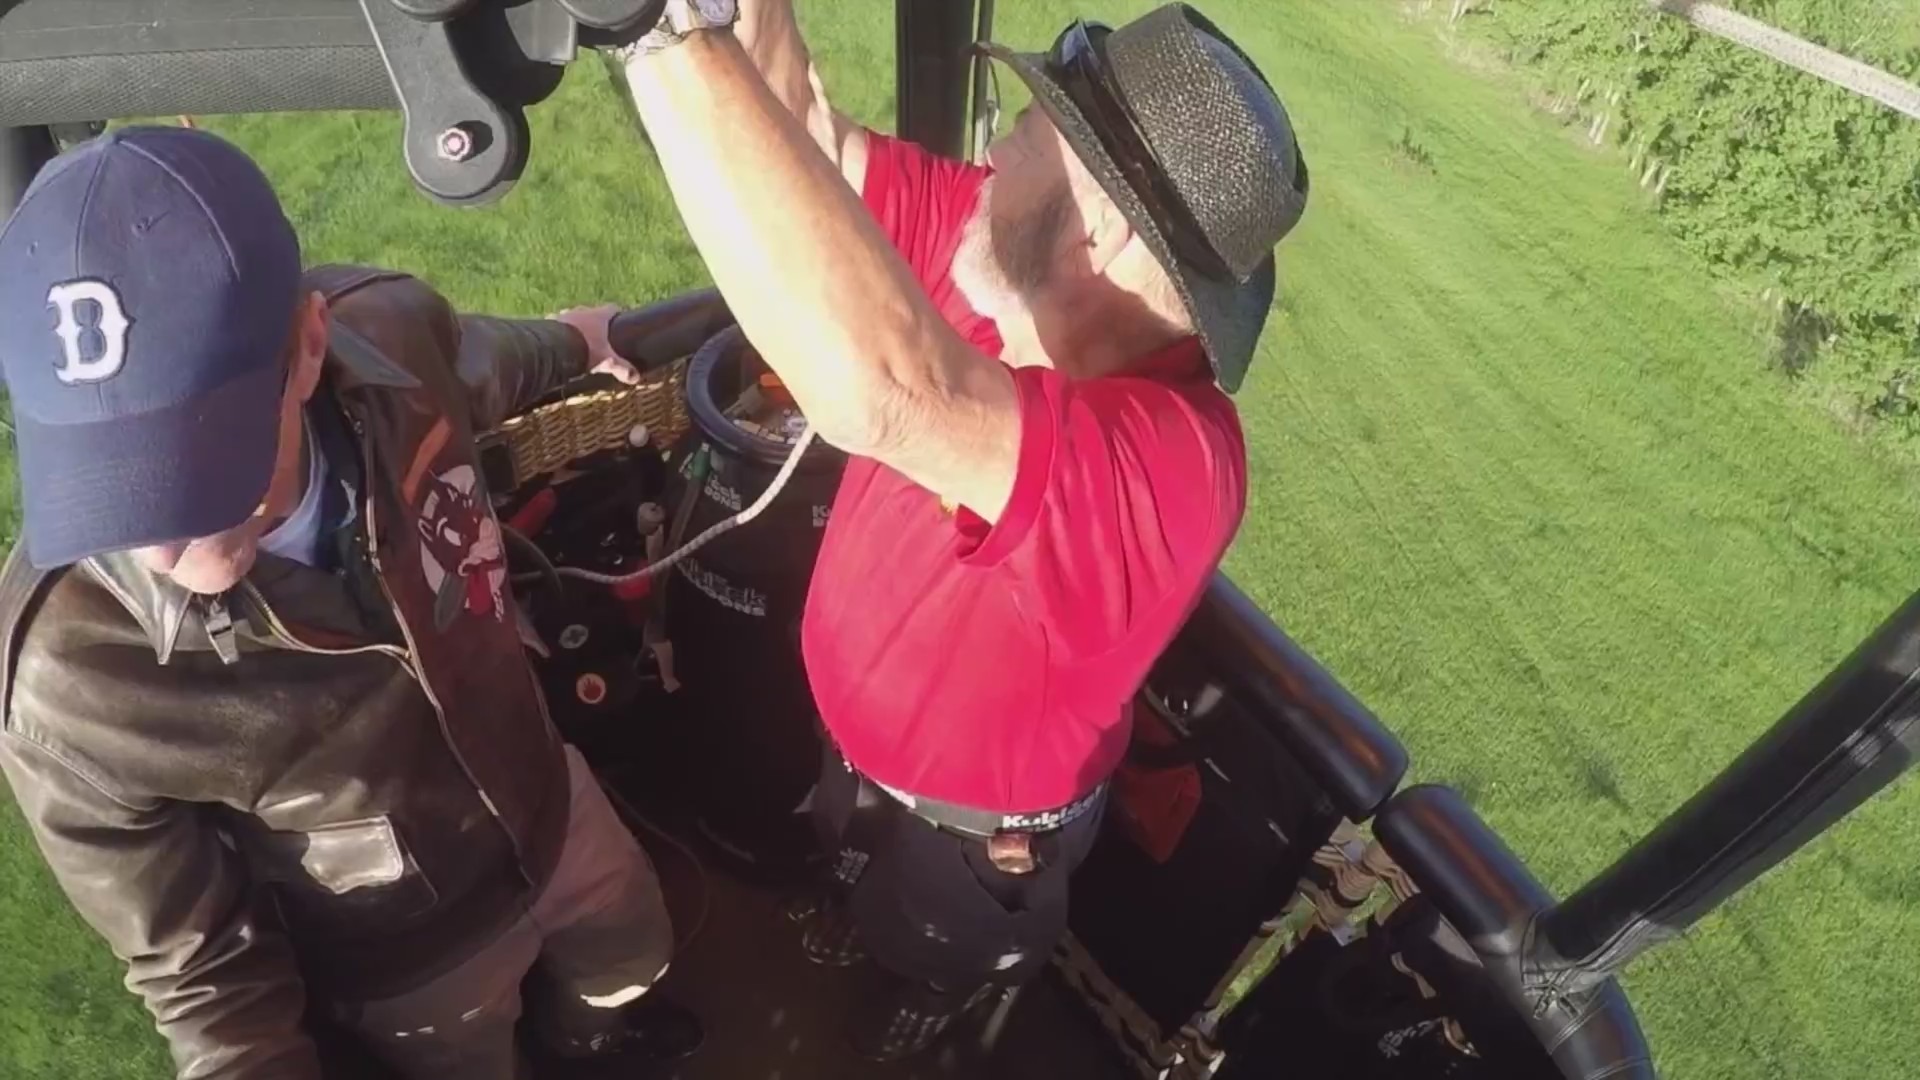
[337,746,674,1079]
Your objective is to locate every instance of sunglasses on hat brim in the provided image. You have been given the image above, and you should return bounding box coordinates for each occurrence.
[1043,18,1308,283]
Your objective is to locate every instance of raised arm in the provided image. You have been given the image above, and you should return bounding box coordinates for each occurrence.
[620,34,1021,520]
[734,0,869,188]
[453,310,595,431]
[316,271,596,434]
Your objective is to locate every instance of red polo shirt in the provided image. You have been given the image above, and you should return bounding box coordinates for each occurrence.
[800,134,1248,814]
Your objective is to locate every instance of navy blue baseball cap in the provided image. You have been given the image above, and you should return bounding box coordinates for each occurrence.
[0,125,303,569]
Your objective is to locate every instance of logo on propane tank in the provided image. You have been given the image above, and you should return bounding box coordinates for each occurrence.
[703,474,744,512]
[676,556,769,617]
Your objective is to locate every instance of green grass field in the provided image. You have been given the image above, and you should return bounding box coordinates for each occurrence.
[4,2,1919,1078]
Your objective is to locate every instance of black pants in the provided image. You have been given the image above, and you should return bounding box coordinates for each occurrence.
[811,747,1106,990]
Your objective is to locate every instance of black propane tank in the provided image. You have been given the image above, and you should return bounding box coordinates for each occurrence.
[661,326,846,881]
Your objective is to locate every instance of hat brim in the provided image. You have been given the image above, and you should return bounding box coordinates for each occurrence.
[986,45,1274,394]
[17,363,285,569]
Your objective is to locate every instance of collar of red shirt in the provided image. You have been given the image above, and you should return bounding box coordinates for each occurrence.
[1131,335,1210,383]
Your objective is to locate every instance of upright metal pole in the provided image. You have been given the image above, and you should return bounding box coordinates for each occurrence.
[1534,586,1920,995]
[894,0,979,157]
[0,126,57,217]
[967,0,998,163]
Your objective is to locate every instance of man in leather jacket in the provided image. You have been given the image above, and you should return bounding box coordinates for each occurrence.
[0,126,701,1079]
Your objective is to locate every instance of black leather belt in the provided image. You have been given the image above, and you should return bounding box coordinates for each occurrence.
[867,774,1107,840]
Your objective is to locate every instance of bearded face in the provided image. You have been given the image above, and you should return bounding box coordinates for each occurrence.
[955,105,1085,306]
[989,175,1078,298]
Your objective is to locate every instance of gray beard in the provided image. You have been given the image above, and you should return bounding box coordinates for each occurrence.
[990,184,1076,297]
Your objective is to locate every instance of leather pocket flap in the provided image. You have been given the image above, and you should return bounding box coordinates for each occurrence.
[265,816,407,895]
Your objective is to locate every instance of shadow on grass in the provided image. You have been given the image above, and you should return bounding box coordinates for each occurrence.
[1571,745,1630,815]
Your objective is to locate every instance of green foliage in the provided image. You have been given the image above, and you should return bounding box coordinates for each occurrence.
[1465,0,1920,439]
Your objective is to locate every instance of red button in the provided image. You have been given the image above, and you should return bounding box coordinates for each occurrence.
[575,673,608,705]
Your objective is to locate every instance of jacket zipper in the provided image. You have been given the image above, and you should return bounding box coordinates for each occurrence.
[342,413,530,879]
[239,553,532,887]
[235,581,408,666]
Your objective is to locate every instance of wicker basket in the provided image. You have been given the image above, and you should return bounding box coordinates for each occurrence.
[481,360,692,491]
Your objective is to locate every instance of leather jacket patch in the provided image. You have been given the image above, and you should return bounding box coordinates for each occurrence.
[415,464,508,630]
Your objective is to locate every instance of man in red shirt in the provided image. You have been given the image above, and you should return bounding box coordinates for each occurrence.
[579,0,1308,1059]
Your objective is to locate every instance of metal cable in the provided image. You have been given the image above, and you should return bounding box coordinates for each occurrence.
[594,771,714,953]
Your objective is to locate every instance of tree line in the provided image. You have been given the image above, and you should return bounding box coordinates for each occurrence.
[1462,0,1920,442]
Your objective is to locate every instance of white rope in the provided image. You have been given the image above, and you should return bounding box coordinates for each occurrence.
[555,425,818,587]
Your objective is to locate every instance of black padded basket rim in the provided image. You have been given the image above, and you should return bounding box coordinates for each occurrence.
[684,325,845,471]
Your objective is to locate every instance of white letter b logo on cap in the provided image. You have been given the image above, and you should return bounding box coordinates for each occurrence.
[48,279,131,385]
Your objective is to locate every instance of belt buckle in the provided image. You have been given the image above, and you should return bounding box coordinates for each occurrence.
[987,831,1038,875]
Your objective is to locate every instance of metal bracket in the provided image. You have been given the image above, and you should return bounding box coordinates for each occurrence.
[358,0,664,206]
[360,0,529,206]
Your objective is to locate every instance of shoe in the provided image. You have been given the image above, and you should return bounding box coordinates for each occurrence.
[616,994,707,1061]
[798,894,868,968]
[546,994,706,1074]
[780,888,822,924]
[845,978,989,1063]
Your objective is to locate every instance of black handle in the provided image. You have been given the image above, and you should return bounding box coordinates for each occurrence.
[607,289,735,376]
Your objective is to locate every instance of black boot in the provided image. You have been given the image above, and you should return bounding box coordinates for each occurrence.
[793,890,868,968]
[846,975,989,1063]
[542,993,706,1077]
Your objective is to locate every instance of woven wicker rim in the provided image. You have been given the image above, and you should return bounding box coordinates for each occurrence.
[486,361,692,489]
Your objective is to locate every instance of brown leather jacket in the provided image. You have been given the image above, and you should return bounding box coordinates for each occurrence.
[0,266,596,1080]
